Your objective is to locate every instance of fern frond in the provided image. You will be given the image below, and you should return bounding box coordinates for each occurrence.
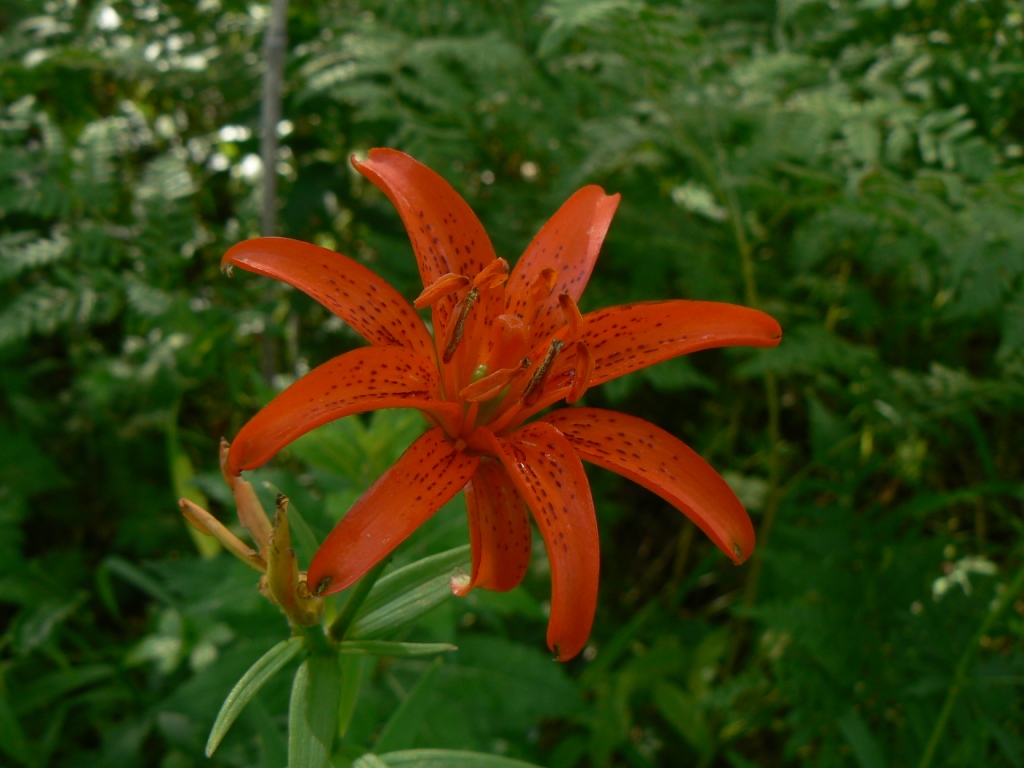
[0,231,71,283]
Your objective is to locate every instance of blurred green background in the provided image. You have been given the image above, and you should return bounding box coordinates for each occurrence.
[2,0,1023,766]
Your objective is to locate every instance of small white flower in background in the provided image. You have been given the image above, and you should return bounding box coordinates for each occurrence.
[96,6,122,31]
[671,180,728,221]
[932,556,998,600]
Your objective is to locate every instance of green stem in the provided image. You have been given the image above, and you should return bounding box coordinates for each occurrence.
[706,104,783,668]
[328,558,390,642]
[294,622,334,657]
[917,553,1024,768]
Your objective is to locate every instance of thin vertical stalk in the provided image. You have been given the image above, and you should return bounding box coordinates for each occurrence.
[703,104,783,673]
[260,0,288,238]
[259,0,289,384]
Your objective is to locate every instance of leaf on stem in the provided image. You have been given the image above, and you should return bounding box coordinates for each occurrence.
[288,655,342,768]
[206,637,304,757]
[346,545,471,640]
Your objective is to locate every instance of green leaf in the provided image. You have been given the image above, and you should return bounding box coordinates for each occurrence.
[373,659,443,754]
[358,749,545,768]
[348,546,470,640]
[653,681,712,755]
[169,431,219,559]
[337,641,457,657]
[289,655,343,768]
[0,690,31,766]
[837,709,887,768]
[336,654,368,739]
[17,663,115,714]
[96,556,175,617]
[206,637,304,757]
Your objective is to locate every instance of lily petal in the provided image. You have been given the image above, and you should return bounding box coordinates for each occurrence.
[540,408,755,564]
[497,300,782,426]
[307,427,480,595]
[476,423,599,661]
[457,458,532,595]
[223,237,434,359]
[354,149,498,339]
[506,186,620,349]
[227,347,461,474]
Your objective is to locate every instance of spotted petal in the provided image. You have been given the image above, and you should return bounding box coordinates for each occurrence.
[506,186,620,350]
[223,237,435,359]
[540,408,754,564]
[227,347,460,474]
[457,458,532,595]
[307,427,480,595]
[475,422,599,661]
[495,300,782,428]
[354,149,498,341]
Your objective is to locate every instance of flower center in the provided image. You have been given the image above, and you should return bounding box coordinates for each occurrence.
[417,262,593,437]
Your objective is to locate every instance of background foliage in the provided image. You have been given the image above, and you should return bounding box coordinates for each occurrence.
[2,0,1023,766]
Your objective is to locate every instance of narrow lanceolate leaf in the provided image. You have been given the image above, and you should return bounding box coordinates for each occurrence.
[354,148,498,336]
[541,408,755,563]
[336,655,368,739]
[288,655,342,768]
[458,459,531,595]
[506,186,620,349]
[478,423,599,661]
[307,431,479,597]
[358,749,546,768]
[337,641,457,657]
[227,347,461,473]
[347,546,472,640]
[519,300,783,418]
[206,637,304,757]
[373,659,443,754]
[223,237,435,358]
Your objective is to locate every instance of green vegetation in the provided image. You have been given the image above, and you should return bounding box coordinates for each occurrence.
[1,0,1022,766]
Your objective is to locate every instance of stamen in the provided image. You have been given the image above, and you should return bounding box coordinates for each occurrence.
[520,268,558,325]
[442,287,478,363]
[472,257,509,290]
[558,292,584,341]
[521,338,565,406]
[567,341,594,403]
[415,272,470,309]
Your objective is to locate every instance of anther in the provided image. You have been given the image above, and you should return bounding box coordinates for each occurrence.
[415,272,470,309]
[521,339,565,406]
[567,341,594,404]
[442,287,478,363]
[558,293,584,340]
[472,258,509,290]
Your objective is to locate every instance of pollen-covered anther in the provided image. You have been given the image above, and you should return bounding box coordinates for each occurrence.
[567,341,594,404]
[460,358,531,402]
[414,272,470,309]
[521,338,565,407]
[442,286,479,363]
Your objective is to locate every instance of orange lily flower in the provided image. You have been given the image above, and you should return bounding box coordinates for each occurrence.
[222,149,781,660]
